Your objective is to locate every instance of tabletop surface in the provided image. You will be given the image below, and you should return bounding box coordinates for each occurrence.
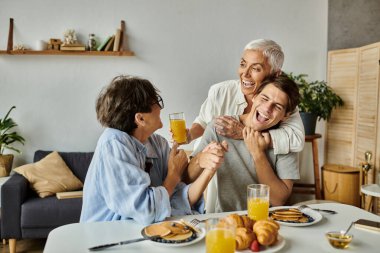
[44,203,380,253]
[361,184,380,197]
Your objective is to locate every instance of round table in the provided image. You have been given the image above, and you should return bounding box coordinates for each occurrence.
[361,184,380,211]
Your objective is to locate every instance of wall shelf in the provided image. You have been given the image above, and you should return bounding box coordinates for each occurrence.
[1,18,134,57]
[0,50,134,56]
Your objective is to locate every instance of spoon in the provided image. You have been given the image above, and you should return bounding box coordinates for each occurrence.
[343,221,355,236]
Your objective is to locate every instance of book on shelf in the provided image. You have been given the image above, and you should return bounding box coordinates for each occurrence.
[104,35,115,51]
[60,46,86,51]
[56,191,83,199]
[60,43,86,51]
[113,29,122,52]
[97,36,112,51]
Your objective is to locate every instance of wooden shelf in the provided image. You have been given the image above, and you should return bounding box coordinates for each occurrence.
[0,50,134,56]
[2,18,134,57]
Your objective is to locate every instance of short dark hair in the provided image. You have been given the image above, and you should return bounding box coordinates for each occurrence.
[256,74,300,113]
[96,75,161,134]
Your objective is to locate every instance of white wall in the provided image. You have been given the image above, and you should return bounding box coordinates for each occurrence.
[0,0,328,184]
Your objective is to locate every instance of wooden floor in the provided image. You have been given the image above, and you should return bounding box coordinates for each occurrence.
[0,239,45,253]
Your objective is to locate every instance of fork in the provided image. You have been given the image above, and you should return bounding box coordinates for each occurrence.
[189,218,207,227]
[298,204,337,214]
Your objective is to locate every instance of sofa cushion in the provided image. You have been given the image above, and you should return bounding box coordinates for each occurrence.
[34,150,94,182]
[21,196,82,228]
[14,151,83,198]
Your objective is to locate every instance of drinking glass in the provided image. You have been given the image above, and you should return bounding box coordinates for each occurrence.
[169,112,187,144]
[247,184,270,221]
[206,218,236,253]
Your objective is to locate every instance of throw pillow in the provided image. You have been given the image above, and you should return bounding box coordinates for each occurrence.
[14,151,83,198]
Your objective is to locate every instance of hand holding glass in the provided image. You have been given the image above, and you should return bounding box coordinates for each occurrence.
[169,112,187,144]
[206,218,236,253]
[247,184,270,221]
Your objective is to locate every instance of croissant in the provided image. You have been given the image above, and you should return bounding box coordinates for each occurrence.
[241,215,254,230]
[224,214,244,228]
[224,214,254,231]
[253,219,280,246]
[235,227,256,250]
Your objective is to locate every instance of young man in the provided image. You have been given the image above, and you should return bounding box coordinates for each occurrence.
[187,74,301,212]
[189,39,304,155]
[80,76,225,225]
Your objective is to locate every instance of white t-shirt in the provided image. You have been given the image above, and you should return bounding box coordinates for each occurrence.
[193,80,305,154]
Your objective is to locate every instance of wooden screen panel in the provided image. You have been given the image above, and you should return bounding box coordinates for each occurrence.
[356,43,380,214]
[326,49,359,166]
[355,43,380,182]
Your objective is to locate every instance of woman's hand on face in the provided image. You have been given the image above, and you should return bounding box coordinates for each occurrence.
[214,116,244,139]
[168,142,189,181]
[243,127,270,156]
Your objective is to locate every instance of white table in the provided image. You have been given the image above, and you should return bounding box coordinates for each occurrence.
[361,184,380,211]
[44,203,380,253]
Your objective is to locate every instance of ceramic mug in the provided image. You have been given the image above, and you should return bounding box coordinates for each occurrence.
[35,40,47,51]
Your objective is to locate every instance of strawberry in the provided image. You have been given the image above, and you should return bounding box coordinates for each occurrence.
[250,239,260,252]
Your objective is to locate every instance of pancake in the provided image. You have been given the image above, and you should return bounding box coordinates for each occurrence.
[144,223,171,237]
[144,221,194,242]
[270,208,312,223]
[273,208,302,215]
[161,221,190,235]
[162,231,193,241]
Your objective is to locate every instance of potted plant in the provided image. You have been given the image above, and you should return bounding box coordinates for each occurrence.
[0,106,25,177]
[285,72,344,135]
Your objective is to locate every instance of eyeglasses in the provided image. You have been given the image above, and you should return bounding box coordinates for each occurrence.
[153,95,164,109]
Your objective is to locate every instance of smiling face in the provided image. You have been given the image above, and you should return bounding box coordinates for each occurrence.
[142,103,163,135]
[238,49,272,99]
[247,83,289,131]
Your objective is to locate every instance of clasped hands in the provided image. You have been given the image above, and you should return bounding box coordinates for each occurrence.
[198,140,228,173]
[167,140,228,181]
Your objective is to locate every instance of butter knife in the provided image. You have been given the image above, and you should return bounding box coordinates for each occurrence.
[309,208,337,214]
[88,235,160,251]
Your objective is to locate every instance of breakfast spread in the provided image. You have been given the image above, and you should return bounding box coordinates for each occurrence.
[221,214,280,251]
[143,221,197,243]
[269,208,314,223]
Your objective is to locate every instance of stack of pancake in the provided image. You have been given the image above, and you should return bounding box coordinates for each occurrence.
[270,208,310,223]
[144,221,195,242]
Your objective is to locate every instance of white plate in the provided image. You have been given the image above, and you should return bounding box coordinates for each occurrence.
[269,206,323,227]
[237,235,285,253]
[147,227,206,247]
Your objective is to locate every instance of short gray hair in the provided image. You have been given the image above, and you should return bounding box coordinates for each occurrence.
[244,39,284,75]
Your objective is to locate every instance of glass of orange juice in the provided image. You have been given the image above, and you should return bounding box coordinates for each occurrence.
[247,184,270,221]
[206,218,236,253]
[169,112,187,144]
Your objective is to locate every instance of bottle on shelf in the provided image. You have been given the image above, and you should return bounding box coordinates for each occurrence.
[87,34,97,51]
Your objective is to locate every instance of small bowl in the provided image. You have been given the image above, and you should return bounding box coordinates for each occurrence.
[325,231,353,249]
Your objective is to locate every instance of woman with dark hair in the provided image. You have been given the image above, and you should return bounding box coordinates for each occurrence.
[80,76,225,225]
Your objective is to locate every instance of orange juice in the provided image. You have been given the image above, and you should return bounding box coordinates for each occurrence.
[206,228,235,253]
[170,119,187,144]
[248,198,269,220]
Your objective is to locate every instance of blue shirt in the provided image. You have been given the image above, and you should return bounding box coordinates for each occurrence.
[80,128,204,225]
